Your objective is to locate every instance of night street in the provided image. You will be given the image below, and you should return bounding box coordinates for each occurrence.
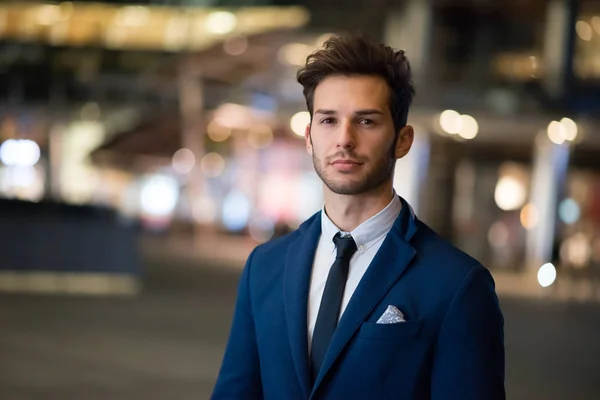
[1,257,599,399]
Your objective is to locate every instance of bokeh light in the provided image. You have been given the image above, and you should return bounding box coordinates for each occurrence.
[290,111,310,136]
[560,233,591,268]
[0,139,41,167]
[494,176,527,211]
[558,198,580,225]
[207,119,232,142]
[140,175,179,216]
[199,152,225,178]
[205,11,237,35]
[193,196,216,224]
[248,217,275,243]
[520,203,539,230]
[547,121,566,144]
[222,190,251,231]
[576,20,593,41]
[458,114,479,139]
[439,110,461,134]
[247,124,273,149]
[537,263,557,288]
[223,35,248,55]
[172,148,196,174]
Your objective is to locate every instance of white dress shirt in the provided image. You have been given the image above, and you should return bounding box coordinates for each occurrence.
[307,193,402,349]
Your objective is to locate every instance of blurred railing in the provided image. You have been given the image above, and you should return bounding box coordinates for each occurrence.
[0,198,141,295]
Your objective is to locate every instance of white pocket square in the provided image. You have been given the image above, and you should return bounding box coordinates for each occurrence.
[376,305,406,324]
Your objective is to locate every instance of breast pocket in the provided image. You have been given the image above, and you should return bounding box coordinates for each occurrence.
[357,319,423,340]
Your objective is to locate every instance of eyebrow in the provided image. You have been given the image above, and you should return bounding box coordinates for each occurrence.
[355,109,384,116]
[314,109,384,116]
[314,109,336,115]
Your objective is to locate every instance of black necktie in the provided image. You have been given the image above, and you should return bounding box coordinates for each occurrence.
[310,232,358,382]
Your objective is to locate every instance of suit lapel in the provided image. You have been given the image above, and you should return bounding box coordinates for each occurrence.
[310,198,418,397]
[284,213,321,399]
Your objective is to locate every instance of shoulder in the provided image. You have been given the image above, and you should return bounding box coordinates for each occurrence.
[403,220,502,332]
[251,229,301,260]
[411,220,495,297]
[414,220,480,266]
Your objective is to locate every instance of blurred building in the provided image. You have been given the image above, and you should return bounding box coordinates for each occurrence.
[0,0,600,284]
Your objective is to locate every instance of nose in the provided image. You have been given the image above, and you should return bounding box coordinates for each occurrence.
[336,120,356,150]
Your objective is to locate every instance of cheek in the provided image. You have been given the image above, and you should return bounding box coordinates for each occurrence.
[310,135,329,155]
[366,137,393,155]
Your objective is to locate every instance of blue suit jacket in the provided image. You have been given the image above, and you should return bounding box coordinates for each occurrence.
[212,198,505,399]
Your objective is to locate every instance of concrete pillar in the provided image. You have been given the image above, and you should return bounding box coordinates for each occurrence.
[525,134,570,270]
[393,128,430,216]
[178,58,206,234]
[383,0,433,77]
[47,123,64,200]
[543,0,579,98]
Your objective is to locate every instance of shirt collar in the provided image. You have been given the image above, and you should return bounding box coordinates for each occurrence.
[320,191,402,254]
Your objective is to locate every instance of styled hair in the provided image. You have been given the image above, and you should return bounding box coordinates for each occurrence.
[296,33,415,132]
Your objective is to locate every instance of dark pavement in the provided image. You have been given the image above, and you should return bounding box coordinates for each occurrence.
[1,257,600,399]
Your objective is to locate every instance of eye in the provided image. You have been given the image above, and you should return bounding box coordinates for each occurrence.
[320,117,336,124]
[359,119,375,126]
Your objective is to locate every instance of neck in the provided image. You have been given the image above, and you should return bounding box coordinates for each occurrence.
[323,181,394,232]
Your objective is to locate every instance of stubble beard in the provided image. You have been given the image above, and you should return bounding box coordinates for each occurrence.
[312,148,396,196]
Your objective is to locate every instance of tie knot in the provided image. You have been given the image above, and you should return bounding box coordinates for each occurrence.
[333,233,357,260]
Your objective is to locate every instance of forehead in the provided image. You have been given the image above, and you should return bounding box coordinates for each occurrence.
[313,75,390,113]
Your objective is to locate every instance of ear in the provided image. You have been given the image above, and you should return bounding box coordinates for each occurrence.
[305,123,313,155]
[395,125,414,159]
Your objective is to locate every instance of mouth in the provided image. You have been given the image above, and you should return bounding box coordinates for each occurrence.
[330,159,364,172]
[330,159,363,166]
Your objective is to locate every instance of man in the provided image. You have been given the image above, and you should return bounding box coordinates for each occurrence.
[212,34,505,400]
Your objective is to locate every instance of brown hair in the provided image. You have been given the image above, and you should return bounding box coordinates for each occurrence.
[296,33,415,133]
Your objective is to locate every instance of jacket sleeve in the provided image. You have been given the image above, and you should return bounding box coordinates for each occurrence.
[211,248,263,399]
[431,265,505,400]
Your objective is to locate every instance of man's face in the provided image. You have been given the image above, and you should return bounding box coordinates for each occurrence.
[305,75,411,196]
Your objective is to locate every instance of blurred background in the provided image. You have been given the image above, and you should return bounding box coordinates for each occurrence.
[0,0,599,399]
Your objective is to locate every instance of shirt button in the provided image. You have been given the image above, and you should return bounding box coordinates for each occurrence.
[359,245,365,251]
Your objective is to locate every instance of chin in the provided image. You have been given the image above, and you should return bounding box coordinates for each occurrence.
[325,181,370,196]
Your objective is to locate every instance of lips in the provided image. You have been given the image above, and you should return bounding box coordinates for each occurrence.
[330,159,363,173]
[331,159,362,166]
